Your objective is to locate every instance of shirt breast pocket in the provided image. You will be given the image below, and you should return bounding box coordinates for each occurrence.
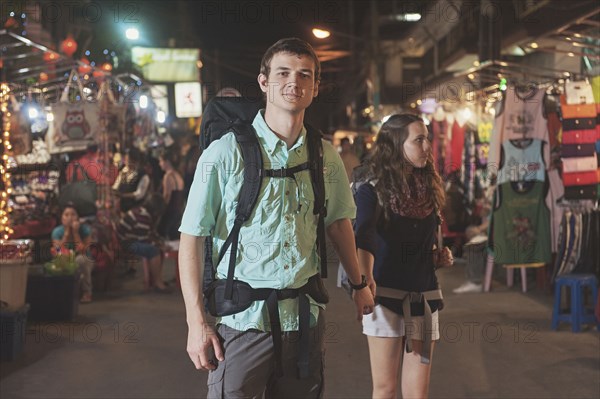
[256,183,278,234]
[299,179,317,225]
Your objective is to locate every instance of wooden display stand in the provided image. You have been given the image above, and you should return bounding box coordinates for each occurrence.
[25,273,79,321]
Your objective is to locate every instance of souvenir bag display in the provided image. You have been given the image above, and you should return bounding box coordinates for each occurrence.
[48,70,100,153]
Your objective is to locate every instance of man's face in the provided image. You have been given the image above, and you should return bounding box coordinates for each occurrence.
[258,52,319,114]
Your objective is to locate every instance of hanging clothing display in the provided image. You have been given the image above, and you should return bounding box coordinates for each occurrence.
[562,129,597,144]
[553,208,600,281]
[450,119,467,172]
[546,169,564,253]
[596,103,600,156]
[564,185,598,199]
[561,143,596,157]
[560,88,600,199]
[489,85,549,171]
[562,154,598,173]
[462,124,478,202]
[565,80,595,105]
[490,181,552,264]
[475,116,491,168]
[431,114,448,172]
[591,76,600,104]
[562,170,598,186]
[496,139,546,184]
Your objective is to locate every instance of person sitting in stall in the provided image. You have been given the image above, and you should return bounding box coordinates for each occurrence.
[65,143,118,186]
[51,203,94,303]
[157,148,185,240]
[112,147,150,213]
[117,193,170,293]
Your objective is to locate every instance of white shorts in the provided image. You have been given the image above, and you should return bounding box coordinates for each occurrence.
[362,304,440,341]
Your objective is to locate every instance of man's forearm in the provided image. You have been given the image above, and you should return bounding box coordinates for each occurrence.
[326,218,363,284]
[179,234,207,324]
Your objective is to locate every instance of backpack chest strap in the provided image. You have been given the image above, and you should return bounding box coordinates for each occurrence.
[264,162,311,178]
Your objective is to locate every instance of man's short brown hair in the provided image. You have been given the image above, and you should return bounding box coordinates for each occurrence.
[260,37,321,82]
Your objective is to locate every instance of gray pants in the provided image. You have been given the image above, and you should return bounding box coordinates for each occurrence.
[76,254,94,294]
[207,311,325,399]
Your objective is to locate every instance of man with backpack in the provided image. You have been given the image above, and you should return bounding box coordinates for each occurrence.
[178,37,374,398]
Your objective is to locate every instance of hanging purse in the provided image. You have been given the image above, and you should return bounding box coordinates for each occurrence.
[48,70,100,153]
[58,164,97,216]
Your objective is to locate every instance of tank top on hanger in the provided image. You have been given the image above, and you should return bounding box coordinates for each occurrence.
[496,139,545,184]
[491,181,551,264]
[489,86,548,169]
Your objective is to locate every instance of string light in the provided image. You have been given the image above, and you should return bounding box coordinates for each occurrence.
[0,83,14,243]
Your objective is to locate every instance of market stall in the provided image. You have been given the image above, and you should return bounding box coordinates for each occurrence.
[0,29,169,324]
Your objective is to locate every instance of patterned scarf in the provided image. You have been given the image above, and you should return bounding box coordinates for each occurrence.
[389,170,434,219]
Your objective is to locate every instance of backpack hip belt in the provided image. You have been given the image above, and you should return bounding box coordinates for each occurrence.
[204,274,327,379]
[375,286,443,365]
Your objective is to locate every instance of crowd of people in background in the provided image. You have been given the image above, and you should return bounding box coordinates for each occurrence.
[54,127,369,304]
[52,133,201,302]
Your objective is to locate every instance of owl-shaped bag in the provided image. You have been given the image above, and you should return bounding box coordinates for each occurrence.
[48,70,100,153]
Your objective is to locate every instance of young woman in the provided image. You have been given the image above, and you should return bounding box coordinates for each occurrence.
[117,193,169,292]
[157,148,185,240]
[112,147,150,213]
[354,114,453,399]
[51,203,94,303]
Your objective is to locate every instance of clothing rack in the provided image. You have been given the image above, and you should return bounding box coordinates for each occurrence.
[448,60,581,102]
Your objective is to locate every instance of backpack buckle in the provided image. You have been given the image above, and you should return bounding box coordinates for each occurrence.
[314,206,327,217]
[267,167,286,178]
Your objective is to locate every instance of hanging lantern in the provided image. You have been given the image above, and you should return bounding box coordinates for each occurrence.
[93,69,105,84]
[100,62,113,72]
[61,35,77,57]
[39,72,49,82]
[43,51,58,63]
[4,17,18,29]
[78,57,92,74]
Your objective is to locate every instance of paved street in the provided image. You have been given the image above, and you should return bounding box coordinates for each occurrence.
[1,258,599,398]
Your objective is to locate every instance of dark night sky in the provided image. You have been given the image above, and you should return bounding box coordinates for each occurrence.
[86,0,415,130]
[90,1,357,81]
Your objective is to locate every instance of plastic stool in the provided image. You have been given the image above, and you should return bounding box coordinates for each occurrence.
[551,274,600,332]
[483,255,527,293]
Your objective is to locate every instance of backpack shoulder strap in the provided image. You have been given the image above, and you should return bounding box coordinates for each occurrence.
[210,124,264,299]
[305,124,328,278]
[230,124,263,224]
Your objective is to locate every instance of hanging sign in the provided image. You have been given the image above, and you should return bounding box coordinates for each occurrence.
[174,82,202,118]
[131,47,199,82]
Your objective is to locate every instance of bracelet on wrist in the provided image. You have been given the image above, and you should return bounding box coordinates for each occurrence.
[348,274,368,290]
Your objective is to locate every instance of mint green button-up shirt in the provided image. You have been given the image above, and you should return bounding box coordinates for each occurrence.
[179,110,356,331]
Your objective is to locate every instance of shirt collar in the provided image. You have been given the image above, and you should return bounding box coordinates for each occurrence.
[253,110,307,155]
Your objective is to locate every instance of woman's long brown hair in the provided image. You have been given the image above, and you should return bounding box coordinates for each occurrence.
[367,114,445,219]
